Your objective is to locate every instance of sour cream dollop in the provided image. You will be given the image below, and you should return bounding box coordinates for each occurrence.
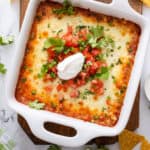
[57,53,85,80]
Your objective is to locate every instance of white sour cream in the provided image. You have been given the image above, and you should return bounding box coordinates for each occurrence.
[57,53,85,80]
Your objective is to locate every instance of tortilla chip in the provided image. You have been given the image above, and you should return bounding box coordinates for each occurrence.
[141,0,150,7]
[119,129,144,150]
[141,139,150,150]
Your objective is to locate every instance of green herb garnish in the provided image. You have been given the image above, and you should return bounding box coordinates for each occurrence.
[80,89,94,99]
[97,37,115,50]
[47,144,61,150]
[31,90,36,95]
[50,72,56,78]
[57,29,63,35]
[76,25,87,31]
[43,37,65,53]
[28,100,45,110]
[0,63,7,74]
[87,25,104,48]
[78,40,87,51]
[0,35,14,45]
[95,67,110,80]
[96,54,104,61]
[38,61,57,78]
[97,145,109,150]
[53,0,74,15]
[64,47,73,54]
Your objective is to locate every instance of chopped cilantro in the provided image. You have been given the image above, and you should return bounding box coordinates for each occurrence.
[21,78,27,83]
[102,107,107,112]
[51,101,57,109]
[47,144,61,150]
[57,29,63,35]
[80,89,94,99]
[0,35,14,45]
[50,72,56,78]
[53,0,74,15]
[47,23,50,28]
[78,40,87,51]
[93,115,99,120]
[97,37,115,50]
[0,144,6,150]
[128,48,133,53]
[64,47,73,54]
[98,145,109,150]
[96,54,104,61]
[95,67,110,80]
[38,61,57,78]
[87,25,104,48]
[43,37,65,53]
[0,63,7,74]
[5,140,16,150]
[28,100,45,110]
[118,46,121,49]
[31,90,36,95]
[75,25,87,31]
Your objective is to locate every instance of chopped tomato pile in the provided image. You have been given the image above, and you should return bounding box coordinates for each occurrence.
[39,25,113,98]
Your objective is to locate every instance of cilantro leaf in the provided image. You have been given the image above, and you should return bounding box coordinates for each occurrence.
[28,100,45,110]
[6,140,16,150]
[80,89,94,99]
[53,0,74,15]
[0,35,14,45]
[43,37,65,53]
[97,37,115,50]
[89,25,104,39]
[0,144,6,150]
[95,67,110,80]
[0,63,7,74]
[38,61,57,78]
[87,25,104,48]
[47,144,61,150]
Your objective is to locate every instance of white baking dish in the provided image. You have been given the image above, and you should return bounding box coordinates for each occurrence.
[5,0,150,147]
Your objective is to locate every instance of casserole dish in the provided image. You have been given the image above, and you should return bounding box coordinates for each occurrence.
[5,0,150,147]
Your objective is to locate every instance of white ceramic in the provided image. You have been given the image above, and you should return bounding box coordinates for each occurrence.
[5,0,150,147]
[144,76,150,101]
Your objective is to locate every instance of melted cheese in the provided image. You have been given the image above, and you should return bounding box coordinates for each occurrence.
[16,1,140,127]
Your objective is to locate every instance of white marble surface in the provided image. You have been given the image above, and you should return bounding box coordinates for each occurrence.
[0,1,150,150]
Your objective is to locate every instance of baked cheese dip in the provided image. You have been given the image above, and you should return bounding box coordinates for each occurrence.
[15,0,141,127]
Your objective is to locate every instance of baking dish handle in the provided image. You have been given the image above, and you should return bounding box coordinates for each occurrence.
[111,0,137,13]
[25,111,99,147]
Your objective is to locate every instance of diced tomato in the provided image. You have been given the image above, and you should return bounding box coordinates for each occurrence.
[79,72,87,80]
[78,29,88,40]
[67,26,73,34]
[58,93,64,101]
[91,48,101,56]
[47,48,55,59]
[70,90,79,98]
[51,67,57,74]
[62,34,78,47]
[44,86,52,92]
[76,79,86,87]
[57,84,63,91]
[62,26,79,47]
[90,79,104,95]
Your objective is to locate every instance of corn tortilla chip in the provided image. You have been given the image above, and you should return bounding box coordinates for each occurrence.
[141,139,150,150]
[119,129,144,150]
[141,0,150,7]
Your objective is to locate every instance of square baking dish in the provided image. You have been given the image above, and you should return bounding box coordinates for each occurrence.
[5,0,150,147]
